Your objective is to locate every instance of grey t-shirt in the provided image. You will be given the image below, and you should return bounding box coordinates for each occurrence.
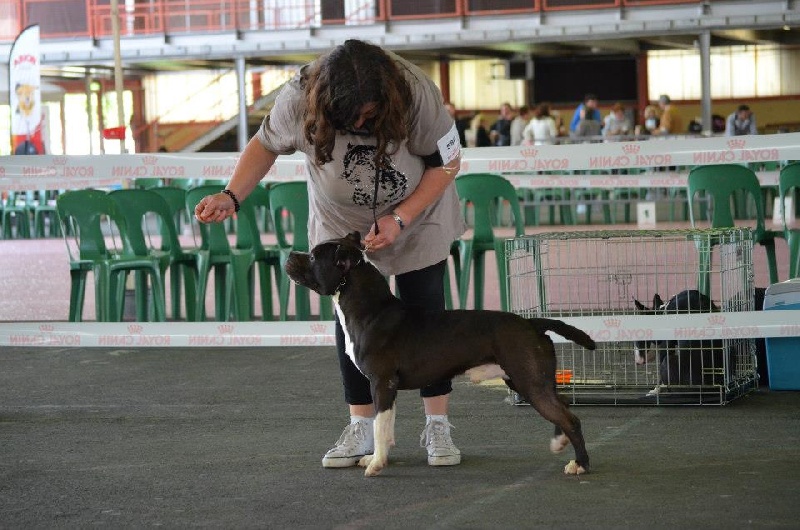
[256,53,466,276]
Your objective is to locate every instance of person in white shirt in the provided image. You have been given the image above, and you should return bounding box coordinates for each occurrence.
[522,103,558,145]
[725,104,758,136]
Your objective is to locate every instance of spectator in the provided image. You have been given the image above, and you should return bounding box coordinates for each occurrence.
[489,102,513,146]
[569,94,602,134]
[444,102,468,147]
[711,114,726,134]
[522,103,558,145]
[653,94,682,135]
[470,113,492,147]
[635,105,660,136]
[510,105,531,146]
[571,105,603,140]
[602,102,631,138]
[725,104,758,136]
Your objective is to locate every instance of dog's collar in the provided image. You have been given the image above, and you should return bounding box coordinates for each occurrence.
[334,255,363,294]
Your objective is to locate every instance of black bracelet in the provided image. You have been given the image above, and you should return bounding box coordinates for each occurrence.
[221,189,240,213]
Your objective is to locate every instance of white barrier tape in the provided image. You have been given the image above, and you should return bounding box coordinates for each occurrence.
[1,311,797,348]
[1,133,798,192]
[504,170,780,190]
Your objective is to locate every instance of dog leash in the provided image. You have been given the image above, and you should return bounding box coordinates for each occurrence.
[371,165,381,236]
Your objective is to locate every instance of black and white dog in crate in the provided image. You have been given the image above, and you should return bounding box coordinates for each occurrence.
[633,289,725,393]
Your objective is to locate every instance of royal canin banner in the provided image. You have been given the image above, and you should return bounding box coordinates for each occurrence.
[8,24,44,155]
[1,311,798,348]
[1,133,799,192]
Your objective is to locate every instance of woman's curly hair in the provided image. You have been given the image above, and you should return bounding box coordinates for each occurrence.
[303,39,412,169]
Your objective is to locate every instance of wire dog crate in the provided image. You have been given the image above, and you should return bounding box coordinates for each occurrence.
[505,228,757,405]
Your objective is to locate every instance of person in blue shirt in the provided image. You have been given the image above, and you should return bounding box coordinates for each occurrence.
[569,93,602,134]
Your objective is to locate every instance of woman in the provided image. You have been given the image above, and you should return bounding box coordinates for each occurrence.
[194,39,466,469]
[522,103,558,145]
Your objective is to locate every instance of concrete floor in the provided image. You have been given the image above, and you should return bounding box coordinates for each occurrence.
[1,345,799,528]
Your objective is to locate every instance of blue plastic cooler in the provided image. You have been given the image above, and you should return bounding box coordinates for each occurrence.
[763,279,800,390]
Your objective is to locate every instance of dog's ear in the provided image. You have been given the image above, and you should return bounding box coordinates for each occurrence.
[634,298,648,312]
[344,232,363,249]
[334,244,360,273]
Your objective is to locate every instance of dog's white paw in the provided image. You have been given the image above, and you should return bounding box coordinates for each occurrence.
[362,456,387,477]
[646,385,665,397]
[550,434,570,453]
[358,455,373,468]
[563,460,587,475]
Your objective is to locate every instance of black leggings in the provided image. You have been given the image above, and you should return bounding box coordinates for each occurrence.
[335,259,451,405]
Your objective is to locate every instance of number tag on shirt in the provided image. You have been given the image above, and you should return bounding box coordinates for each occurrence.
[437,122,461,166]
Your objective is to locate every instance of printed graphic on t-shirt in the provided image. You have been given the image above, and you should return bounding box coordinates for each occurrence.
[341,143,408,207]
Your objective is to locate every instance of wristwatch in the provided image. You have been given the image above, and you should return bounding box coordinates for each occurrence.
[391,211,405,230]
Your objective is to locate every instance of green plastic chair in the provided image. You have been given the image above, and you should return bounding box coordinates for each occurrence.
[56,189,166,322]
[455,173,525,311]
[687,164,779,295]
[149,186,189,236]
[234,184,282,320]
[167,178,195,190]
[109,189,201,321]
[2,191,32,239]
[779,162,800,278]
[268,181,333,320]
[132,178,164,189]
[31,189,62,238]
[184,184,254,321]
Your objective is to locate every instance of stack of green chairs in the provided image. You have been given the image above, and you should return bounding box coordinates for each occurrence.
[454,173,525,311]
[184,184,254,321]
[2,191,32,239]
[109,189,201,321]
[56,189,166,322]
[234,184,282,320]
[268,181,333,320]
[687,164,779,296]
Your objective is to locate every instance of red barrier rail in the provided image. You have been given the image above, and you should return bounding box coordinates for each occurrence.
[0,0,703,41]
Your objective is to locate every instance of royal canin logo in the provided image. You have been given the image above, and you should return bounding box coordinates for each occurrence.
[13,54,37,66]
[310,323,327,333]
[622,144,641,154]
[218,324,234,334]
[726,139,746,150]
[520,148,538,158]
[52,156,68,165]
[603,318,622,328]
[707,315,726,325]
[128,324,143,334]
[142,156,157,165]
[39,324,54,332]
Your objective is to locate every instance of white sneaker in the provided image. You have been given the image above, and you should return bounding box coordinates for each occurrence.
[420,419,461,466]
[321,421,374,468]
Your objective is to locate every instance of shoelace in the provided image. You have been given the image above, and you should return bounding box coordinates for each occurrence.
[335,422,367,448]
[419,421,455,449]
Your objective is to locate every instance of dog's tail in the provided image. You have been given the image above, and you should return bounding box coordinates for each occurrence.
[528,318,596,351]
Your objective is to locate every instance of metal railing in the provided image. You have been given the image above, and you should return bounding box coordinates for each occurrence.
[0,0,703,42]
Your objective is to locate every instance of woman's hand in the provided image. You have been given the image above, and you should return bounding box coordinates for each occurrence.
[363,214,403,252]
[194,192,237,223]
